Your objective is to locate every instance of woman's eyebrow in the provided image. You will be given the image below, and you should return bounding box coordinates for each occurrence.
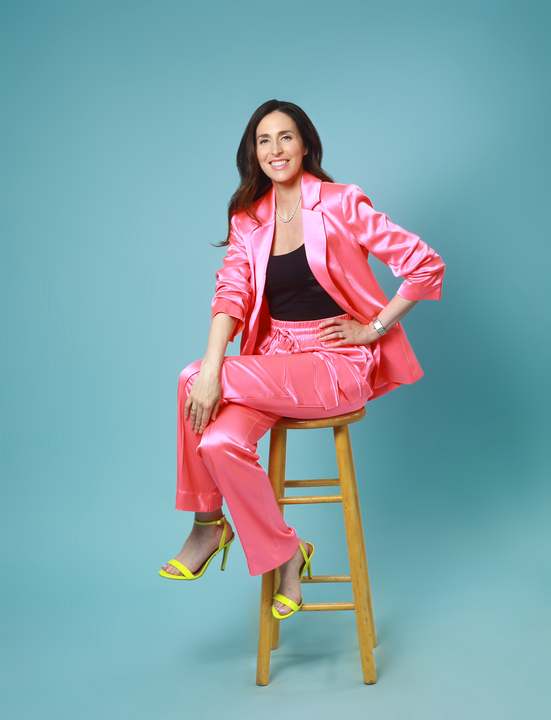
[257,130,295,138]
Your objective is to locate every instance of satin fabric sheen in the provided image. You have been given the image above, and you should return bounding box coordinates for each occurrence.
[176,175,445,575]
[176,315,374,576]
[210,172,446,399]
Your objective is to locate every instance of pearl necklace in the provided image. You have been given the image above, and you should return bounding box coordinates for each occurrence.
[276,194,302,223]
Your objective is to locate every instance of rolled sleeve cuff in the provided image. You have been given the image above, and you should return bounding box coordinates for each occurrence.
[210,298,246,341]
[397,270,445,301]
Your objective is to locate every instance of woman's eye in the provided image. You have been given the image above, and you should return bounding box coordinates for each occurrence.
[281,135,291,141]
[259,138,269,145]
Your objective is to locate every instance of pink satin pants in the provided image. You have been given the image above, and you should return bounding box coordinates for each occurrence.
[176,314,375,576]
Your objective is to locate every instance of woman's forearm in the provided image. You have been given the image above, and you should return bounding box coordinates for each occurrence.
[377,293,418,331]
[201,312,238,373]
[318,292,419,347]
[359,293,418,345]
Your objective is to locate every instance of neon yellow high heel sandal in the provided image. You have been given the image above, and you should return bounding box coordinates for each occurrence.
[272,541,315,620]
[159,515,234,580]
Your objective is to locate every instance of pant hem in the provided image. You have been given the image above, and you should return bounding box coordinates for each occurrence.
[175,490,223,512]
[248,534,300,576]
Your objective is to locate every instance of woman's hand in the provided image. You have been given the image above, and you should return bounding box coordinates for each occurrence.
[317,317,379,347]
[184,366,222,434]
[184,313,238,434]
[318,296,419,348]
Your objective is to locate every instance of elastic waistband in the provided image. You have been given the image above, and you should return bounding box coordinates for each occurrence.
[269,314,349,333]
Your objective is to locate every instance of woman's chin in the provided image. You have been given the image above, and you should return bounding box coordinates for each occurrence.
[269,167,303,187]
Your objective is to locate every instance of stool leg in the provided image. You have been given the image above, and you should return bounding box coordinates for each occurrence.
[351,455,377,648]
[257,568,276,686]
[256,427,287,686]
[334,425,377,684]
[270,428,287,652]
[271,569,281,651]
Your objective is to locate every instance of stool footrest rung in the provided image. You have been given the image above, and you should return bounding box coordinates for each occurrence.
[284,479,340,488]
[300,602,355,612]
[277,495,343,505]
[301,574,351,583]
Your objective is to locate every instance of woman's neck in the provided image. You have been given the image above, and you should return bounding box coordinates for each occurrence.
[273,171,303,217]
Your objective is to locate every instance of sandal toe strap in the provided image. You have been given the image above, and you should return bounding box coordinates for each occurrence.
[273,593,301,613]
[166,558,196,580]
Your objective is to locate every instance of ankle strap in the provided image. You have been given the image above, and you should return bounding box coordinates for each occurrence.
[194,516,226,526]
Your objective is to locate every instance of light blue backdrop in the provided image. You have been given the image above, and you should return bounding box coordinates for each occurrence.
[1,1,550,719]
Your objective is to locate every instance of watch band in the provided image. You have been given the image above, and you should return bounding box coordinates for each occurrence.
[372,316,387,336]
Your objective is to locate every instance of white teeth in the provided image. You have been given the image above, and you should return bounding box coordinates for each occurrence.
[271,160,287,166]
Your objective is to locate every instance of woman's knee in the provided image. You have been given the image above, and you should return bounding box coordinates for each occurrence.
[197,408,258,465]
[178,360,202,398]
[198,422,236,461]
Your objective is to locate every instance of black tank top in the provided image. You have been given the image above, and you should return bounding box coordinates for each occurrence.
[264,243,345,321]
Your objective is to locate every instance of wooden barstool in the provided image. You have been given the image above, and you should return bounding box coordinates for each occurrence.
[256,407,377,686]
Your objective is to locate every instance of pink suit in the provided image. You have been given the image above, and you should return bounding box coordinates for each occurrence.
[176,172,445,576]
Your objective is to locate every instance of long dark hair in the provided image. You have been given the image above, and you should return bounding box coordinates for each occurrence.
[221,100,333,246]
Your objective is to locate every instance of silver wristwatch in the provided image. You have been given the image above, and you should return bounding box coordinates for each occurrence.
[372,316,387,336]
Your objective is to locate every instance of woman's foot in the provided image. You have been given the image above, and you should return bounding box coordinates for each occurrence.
[162,512,234,577]
[273,540,313,617]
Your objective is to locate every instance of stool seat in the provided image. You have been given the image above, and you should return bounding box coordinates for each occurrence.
[256,408,377,686]
[273,407,366,430]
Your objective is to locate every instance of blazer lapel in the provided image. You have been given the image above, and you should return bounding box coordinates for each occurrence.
[244,173,356,354]
[246,189,275,341]
[251,220,274,302]
[301,173,354,315]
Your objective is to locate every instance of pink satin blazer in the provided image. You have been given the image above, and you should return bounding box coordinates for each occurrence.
[211,171,445,400]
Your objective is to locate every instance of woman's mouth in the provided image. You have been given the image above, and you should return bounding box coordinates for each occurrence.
[270,160,289,169]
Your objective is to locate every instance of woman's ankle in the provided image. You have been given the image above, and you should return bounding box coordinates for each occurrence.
[194,509,224,523]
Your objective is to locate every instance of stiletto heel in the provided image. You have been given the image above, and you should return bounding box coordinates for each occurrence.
[221,544,230,571]
[159,515,234,580]
[272,541,315,620]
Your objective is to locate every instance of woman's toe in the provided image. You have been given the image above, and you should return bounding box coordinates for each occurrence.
[274,601,289,615]
[164,563,180,576]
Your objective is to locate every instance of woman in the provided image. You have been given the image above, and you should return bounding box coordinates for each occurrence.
[159,100,445,619]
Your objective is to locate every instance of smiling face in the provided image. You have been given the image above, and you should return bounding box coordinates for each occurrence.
[255,111,307,186]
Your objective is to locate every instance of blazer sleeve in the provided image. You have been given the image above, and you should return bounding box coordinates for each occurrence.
[341,184,445,301]
[210,214,254,341]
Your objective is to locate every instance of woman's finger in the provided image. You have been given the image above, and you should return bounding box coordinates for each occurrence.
[198,406,212,434]
[317,318,343,330]
[211,399,221,423]
[190,402,205,432]
[321,330,346,341]
[184,397,193,420]
[194,411,204,434]
[318,326,344,340]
